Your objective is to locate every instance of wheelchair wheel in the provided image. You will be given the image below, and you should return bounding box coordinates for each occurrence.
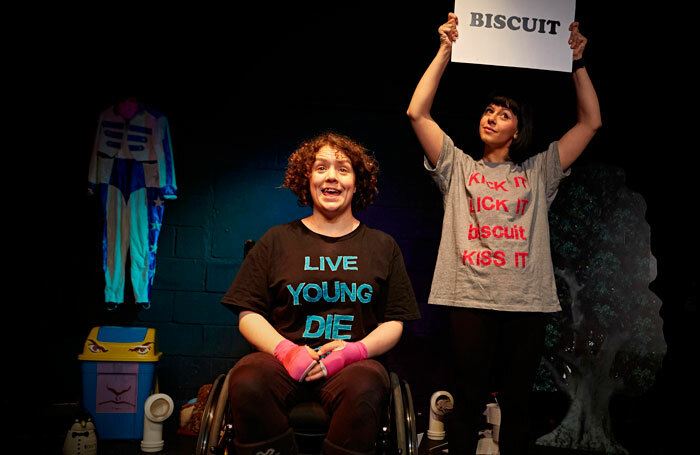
[197,373,225,455]
[387,372,418,455]
[387,373,409,455]
[206,370,233,454]
[400,379,417,455]
[389,372,406,454]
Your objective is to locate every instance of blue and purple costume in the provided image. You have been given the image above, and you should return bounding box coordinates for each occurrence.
[88,103,177,307]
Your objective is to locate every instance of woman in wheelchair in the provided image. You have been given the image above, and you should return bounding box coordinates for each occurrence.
[221,132,420,455]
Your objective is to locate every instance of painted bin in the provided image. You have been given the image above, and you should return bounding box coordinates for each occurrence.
[78,326,162,440]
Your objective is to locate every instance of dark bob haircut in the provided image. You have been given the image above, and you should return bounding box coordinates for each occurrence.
[484,93,534,162]
[283,132,379,211]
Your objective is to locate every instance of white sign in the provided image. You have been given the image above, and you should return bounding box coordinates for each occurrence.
[451,0,576,72]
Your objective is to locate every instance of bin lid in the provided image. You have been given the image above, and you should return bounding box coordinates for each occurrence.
[78,326,162,362]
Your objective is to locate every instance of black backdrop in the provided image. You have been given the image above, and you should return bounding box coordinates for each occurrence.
[18,1,695,451]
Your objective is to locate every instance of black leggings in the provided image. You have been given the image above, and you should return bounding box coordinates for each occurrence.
[446,307,548,454]
[228,352,389,454]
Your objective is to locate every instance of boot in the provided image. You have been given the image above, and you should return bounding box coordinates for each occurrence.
[322,438,376,455]
[234,428,298,455]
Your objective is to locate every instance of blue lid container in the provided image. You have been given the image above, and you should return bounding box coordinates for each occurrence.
[79,327,160,440]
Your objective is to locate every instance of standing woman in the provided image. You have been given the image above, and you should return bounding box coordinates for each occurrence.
[406,13,601,454]
[221,132,420,455]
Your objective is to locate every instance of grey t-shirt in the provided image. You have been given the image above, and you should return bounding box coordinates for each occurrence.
[424,134,569,312]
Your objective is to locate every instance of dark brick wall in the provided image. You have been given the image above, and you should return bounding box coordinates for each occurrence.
[27,8,693,451]
[122,106,445,404]
[134,156,310,401]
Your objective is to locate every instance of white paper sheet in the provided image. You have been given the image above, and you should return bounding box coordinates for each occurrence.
[451,0,576,72]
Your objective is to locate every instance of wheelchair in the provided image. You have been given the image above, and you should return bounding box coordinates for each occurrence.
[195,366,418,455]
[197,239,418,454]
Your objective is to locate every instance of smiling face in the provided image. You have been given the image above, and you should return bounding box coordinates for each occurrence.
[479,103,519,151]
[308,145,356,219]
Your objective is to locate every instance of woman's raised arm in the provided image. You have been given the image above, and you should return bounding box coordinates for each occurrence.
[558,22,603,171]
[407,13,459,166]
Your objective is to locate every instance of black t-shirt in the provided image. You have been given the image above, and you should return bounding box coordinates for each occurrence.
[221,220,420,349]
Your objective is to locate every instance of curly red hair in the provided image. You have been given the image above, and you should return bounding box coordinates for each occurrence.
[283,132,379,211]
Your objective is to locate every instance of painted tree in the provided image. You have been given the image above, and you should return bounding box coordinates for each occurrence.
[535,163,665,453]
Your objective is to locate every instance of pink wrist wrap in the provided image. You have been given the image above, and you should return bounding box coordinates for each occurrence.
[274,339,317,382]
[319,341,368,378]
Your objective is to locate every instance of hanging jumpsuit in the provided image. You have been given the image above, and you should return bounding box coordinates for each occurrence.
[88,103,177,306]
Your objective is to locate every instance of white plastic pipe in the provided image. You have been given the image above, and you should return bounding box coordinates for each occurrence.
[141,393,174,452]
[427,391,454,441]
